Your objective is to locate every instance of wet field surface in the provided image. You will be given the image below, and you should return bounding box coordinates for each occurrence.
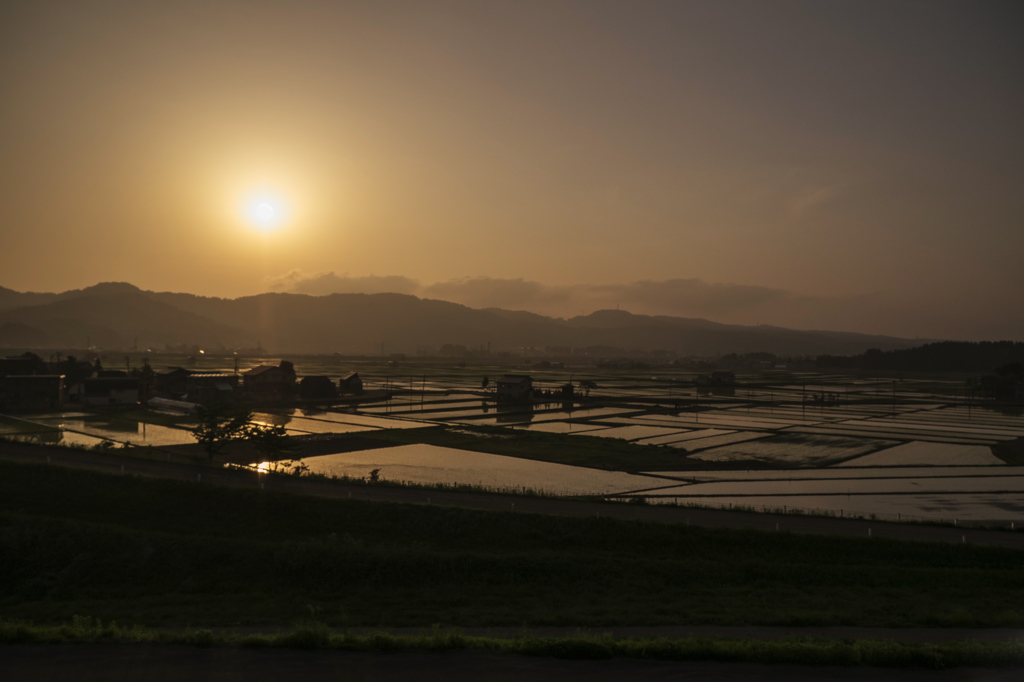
[2,440,1022,549]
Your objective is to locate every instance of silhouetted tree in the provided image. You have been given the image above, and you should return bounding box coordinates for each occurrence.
[190,405,253,463]
[245,421,298,461]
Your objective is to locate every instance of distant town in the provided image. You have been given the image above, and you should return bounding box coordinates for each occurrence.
[1,341,1022,414]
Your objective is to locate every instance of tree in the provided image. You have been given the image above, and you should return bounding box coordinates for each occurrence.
[244,421,298,461]
[190,405,253,463]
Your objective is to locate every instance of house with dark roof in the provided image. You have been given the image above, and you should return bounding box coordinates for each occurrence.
[496,374,533,401]
[0,374,64,411]
[338,372,363,395]
[186,372,239,404]
[243,362,296,402]
[300,375,336,399]
[80,377,139,407]
[0,353,43,378]
[153,367,190,398]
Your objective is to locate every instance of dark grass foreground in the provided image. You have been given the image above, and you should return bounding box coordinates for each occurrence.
[1,459,1023,629]
[1,618,1022,670]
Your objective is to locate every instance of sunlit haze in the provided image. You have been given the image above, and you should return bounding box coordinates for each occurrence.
[1,0,1021,341]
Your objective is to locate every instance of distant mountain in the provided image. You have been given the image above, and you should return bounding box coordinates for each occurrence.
[0,290,249,349]
[0,282,925,356]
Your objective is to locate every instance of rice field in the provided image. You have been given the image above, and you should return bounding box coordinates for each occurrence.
[325,367,1024,522]
[687,434,896,465]
[566,424,689,441]
[4,364,1022,523]
[665,431,772,451]
[286,443,667,496]
[836,441,1005,467]
[643,465,1024,482]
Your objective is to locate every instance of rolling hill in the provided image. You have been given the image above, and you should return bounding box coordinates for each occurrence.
[0,282,924,356]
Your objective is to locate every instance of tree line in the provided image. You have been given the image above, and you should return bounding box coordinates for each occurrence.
[816,341,1024,373]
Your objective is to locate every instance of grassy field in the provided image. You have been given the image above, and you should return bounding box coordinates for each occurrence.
[2,618,1023,669]
[1,459,1022,632]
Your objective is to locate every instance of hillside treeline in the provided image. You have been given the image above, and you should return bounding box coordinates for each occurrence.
[817,341,1024,373]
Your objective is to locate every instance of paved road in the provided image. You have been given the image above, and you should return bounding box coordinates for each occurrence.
[1,645,1020,682]
[2,440,1023,549]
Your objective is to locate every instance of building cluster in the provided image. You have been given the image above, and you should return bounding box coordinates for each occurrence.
[493,374,575,402]
[0,352,363,412]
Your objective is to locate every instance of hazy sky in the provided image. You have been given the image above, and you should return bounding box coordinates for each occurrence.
[2,1,1022,340]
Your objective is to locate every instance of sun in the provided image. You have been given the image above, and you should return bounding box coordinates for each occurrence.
[243,192,289,232]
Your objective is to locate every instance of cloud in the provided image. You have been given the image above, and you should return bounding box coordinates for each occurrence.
[596,279,790,315]
[267,269,897,335]
[421,277,574,310]
[266,270,419,296]
[425,276,804,320]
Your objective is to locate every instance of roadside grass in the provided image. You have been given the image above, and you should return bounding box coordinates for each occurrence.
[1,459,1022,631]
[1,618,1022,669]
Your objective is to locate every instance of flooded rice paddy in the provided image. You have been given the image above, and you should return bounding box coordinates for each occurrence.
[3,366,1023,523]
[279,444,666,496]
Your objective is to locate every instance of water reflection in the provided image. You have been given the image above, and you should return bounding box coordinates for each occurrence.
[252,412,292,428]
[496,403,533,424]
[296,444,666,496]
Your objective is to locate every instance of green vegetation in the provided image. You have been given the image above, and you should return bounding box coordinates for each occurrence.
[1,617,1022,669]
[2,459,1022,632]
[190,405,297,462]
[817,340,1024,373]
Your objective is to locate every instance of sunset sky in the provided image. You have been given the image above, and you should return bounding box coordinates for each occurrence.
[2,0,1021,340]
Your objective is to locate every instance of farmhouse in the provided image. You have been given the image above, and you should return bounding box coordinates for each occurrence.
[712,371,736,385]
[244,362,296,402]
[80,377,139,407]
[496,374,533,401]
[185,372,239,404]
[300,375,336,399]
[153,367,190,398]
[0,353,43,377]
[0,374,64,411]
[338,372,363,395]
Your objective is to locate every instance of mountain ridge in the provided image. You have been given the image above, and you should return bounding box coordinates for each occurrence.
[0,282,928,356]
